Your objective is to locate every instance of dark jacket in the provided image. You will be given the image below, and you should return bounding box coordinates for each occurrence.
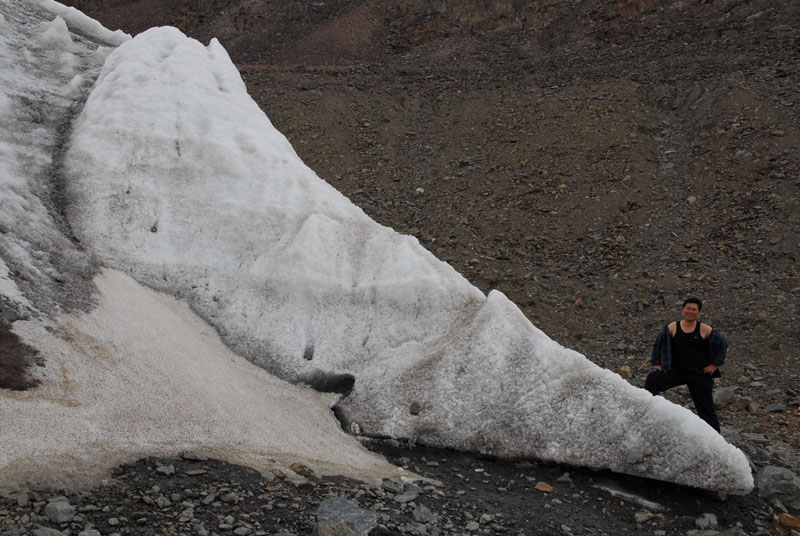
[649,323,727,377]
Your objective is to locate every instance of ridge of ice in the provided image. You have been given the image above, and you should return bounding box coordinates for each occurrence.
[0,2,753,493]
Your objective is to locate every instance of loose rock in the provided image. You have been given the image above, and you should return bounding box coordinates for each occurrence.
[314,497,378,536]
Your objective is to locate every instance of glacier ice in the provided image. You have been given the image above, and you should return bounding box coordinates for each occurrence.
[1,1,753,493]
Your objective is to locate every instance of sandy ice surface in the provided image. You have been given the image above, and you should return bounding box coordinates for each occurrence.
[0,268,403,494]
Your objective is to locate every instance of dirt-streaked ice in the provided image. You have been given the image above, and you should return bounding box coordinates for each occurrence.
[0,0,753,493]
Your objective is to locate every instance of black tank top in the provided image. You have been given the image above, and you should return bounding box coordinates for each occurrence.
[672,322,708,369]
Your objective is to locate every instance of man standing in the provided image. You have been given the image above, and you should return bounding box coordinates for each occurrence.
[645,297,728,432]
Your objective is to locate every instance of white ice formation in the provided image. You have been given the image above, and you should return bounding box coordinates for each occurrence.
[0,0,753,493]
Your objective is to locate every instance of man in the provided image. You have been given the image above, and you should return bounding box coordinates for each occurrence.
[645,297,728,432]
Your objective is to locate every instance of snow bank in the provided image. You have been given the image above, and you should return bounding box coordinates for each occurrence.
[0,0,399,494]
[0,268,401,494]
[59,25,753,493]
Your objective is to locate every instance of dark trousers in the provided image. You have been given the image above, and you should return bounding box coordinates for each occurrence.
[644,367,720,433]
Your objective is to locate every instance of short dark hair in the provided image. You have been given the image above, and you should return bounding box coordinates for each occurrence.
[683,297,703,310]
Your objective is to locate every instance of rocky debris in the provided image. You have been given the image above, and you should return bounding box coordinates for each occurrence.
[2,445,796,536]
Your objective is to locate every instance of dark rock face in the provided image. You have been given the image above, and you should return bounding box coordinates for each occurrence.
[0,324,41,391]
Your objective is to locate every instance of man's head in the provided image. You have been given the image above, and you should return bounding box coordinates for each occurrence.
[682,297,702,322]
[683,297,703,310]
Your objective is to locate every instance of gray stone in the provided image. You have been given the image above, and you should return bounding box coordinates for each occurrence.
[742,433,770,445]
[32,529,65,536]
[181,450,209,461]
[405,483,423,494]
[765,404,788,413]
[413,504,438,525]
[757,466,800,503]
[234,528,253,536]
[17,493,30,507]
[465,521,480,531]
[314,497,378,536]
[634,510,655,523]
[713,386,736,408]
[382,479,404,494]
[220,492,239,504]
[695,513,718,529]
[394,488,420,503]
[155,464,175,475]
[44,498,75,524]
[409,402,421,415]
[400,522,428,536]
[78,531,102,536]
